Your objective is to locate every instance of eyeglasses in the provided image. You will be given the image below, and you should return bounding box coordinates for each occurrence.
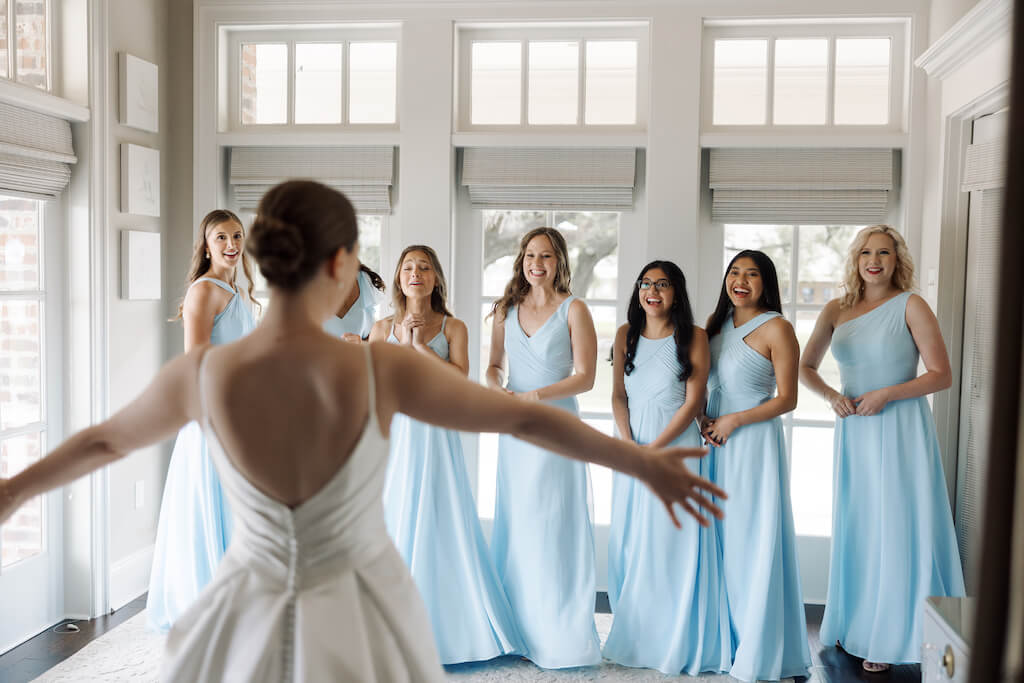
[637,279,672,291]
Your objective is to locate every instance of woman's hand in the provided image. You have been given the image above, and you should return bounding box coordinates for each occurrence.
[637,447,725,528]
[0,479,19,526]
[699,416,716,445]
[400,314,425,346]
[705,413,742,446]
[515,390,541,402]
[340,333,362,344]
[853,388,890,416]
[828,390,857,418]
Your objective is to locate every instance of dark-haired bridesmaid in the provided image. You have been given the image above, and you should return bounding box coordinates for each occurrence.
[701,250,811,681]
[800,225,964,673]
[323,264,385,341]
[603,261,731,675]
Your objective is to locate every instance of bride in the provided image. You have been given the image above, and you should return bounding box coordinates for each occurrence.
[0,180,725,682]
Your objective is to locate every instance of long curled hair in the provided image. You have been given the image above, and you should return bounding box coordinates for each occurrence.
[391,245,454,320]
[489,227,572,321]
[174,209,259,320]
[840,224,917,308]
[624,260,695,381]
[705,249,783,339]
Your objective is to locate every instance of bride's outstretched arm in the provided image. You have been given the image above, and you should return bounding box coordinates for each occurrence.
[373,342,727,527]
[0,349,202,522]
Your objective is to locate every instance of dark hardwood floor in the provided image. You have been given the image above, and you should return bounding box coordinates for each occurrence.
[0,595,147,683]
[0,596,921,682]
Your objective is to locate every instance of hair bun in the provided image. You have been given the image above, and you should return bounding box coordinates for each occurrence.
[249,213,305,288]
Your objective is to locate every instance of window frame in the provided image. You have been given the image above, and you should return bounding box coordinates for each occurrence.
[2,0,53,91]
[701,20,908,135]
[225,26,401,133]
[455,23,650,133]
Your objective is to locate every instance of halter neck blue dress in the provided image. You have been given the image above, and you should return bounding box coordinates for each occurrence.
[603,333,732,675]
[147,277,256,632]
[707,311,811,681]
[490,296,601,669]
[323,270,380,340]
[820,292,965,663]
[382,318,525,664]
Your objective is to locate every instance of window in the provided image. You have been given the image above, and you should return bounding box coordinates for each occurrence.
[229,27,399,129]
[458,24,648,131]
[0,0,49,90]
[723,223,862,537]
[248,214,384,314]
[0,197,46,568]
[476,210,620,524]
[703,20,906,131]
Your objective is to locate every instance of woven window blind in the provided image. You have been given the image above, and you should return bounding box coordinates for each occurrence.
[0,101,77,200]
[460,147,637,210]
[708,148,894,224]
[229,146,395,214]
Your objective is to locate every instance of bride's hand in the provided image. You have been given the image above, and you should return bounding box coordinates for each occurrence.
[0,479,20,526]
[636,447,725,528]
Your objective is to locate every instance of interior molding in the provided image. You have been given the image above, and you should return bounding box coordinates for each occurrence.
[109,545,154,612]
[0,80,90,122]
[915,0,1013,80]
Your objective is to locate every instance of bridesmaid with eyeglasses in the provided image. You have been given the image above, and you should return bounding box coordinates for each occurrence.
[604,261,731,676]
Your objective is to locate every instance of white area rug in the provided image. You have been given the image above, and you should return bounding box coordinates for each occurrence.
[30,611,814,681]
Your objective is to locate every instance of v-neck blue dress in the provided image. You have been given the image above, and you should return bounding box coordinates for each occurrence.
[383,318,525,664]
[147,277,256,632]
[490,296,601,669]
[820,292,964,663]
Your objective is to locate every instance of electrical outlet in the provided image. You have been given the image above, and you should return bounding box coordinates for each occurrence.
[134,481,144,509]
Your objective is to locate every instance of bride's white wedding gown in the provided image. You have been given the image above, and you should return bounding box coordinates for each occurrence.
[161,346,446,682]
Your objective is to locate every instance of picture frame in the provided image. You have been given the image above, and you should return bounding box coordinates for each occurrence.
[121,143,161,217]
[119,53,159,133]
[120,230,162,300]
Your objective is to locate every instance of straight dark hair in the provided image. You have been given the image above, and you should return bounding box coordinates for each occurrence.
[624,260,695,381]
[705,249,783,340]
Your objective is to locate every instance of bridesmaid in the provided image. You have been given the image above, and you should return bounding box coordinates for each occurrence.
[147,209,258,632]
[369,245,525,664]
[485,227,601,669]
[800,225,964,672]
[603,261,731,675]
[701,249,811,681]
[323,264,385,341]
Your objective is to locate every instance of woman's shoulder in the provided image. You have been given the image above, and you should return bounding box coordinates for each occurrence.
[183,279,232,316]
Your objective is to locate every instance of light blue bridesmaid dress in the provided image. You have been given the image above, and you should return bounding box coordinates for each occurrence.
[490,295,602,669]
[707,311,811,682]
[383,318,525,665]
[147,277,256,632]
[603,334,733,675]
[820,291,965,664]
[323,269,380,339]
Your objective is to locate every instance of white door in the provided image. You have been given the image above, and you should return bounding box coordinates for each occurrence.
[954,110,1007,592]
[0,196,64,654]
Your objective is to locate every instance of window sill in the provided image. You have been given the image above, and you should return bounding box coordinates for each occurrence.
[0,79,89,123]
[700,131,908,149]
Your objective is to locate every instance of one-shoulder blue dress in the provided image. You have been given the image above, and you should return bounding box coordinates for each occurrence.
[147,277,255,632]
[820,291,965,663]
[603,334,732,675]
[490,296,601,669]
[707,311,811,681]
[383,318,525,664]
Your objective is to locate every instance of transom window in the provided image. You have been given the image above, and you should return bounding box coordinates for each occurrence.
[723,223,862,537]
[227,27,399,129]
[702,20,907,131]
[0,0,50,90]
[457,24,649,131]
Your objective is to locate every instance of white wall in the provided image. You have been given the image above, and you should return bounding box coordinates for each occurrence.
[105,0,173,566]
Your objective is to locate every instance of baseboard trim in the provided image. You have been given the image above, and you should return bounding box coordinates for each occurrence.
[108,544,153,612]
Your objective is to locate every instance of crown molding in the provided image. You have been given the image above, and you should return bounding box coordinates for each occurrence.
[915,0,1012,80]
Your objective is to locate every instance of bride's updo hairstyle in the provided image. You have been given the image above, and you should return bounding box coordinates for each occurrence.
[248,180,358,290]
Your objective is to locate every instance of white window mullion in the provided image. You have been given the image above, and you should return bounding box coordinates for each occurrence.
[826,35,837,126]
[576,39,586,128]
[520,40,529,126]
